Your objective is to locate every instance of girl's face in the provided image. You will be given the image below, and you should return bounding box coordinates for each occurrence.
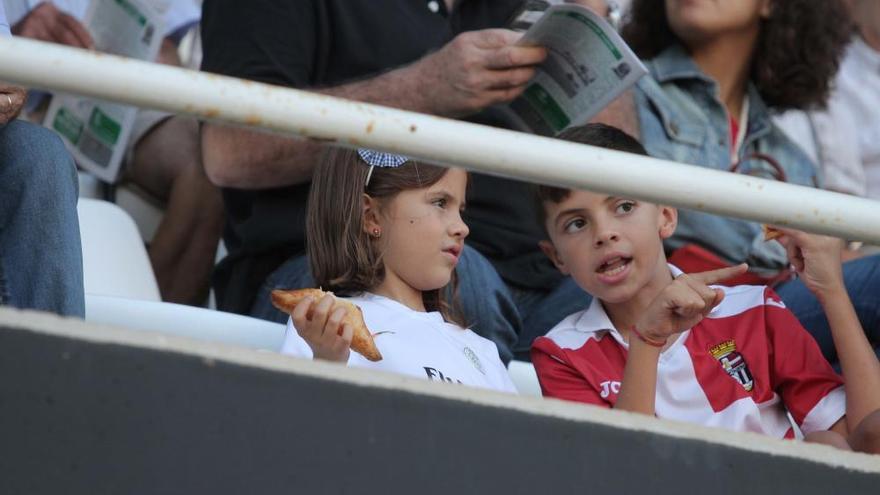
[666,0,772,46]
[372,168,469,295]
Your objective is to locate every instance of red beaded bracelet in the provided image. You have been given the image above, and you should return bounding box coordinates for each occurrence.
[631,326,667,348]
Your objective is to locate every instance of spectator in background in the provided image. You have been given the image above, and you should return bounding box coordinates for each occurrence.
[6,0,223,306]
[775,0,880,205]
[0,1,84,317]
[622,0,880,365]
[200,0,627,363]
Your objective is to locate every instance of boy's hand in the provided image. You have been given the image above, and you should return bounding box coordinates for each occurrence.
[635,264,748,342]
[772,226,846,300]
[290,294,354,363]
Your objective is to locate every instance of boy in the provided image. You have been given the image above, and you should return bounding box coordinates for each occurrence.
[531,123,880,453]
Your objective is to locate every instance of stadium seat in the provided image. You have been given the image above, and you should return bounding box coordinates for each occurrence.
[77,198,161,301]
[508,360,542,397]
[85,294,286,351]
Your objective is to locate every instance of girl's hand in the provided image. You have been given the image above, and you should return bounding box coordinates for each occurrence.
[290,294,354,363]
[772,226,846,300]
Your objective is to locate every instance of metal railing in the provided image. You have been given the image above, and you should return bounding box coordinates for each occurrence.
[2,37,878,242]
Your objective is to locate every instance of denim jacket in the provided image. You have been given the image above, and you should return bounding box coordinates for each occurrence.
[634,44,820,274]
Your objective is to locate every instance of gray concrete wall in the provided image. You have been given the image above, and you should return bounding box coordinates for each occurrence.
[1,309,878,495]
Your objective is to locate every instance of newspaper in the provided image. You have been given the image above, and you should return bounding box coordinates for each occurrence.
[43,0,164,183]
[505,4,646,136]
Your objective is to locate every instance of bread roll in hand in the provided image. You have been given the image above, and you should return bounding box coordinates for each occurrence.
[271,288,383,362]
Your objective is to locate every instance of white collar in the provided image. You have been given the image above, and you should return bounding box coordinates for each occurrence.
[356,292,447,324]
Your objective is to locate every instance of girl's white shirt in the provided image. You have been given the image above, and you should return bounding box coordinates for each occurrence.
[281,292,517,394]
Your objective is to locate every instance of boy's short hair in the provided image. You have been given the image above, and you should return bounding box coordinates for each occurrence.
[535,123,649,232]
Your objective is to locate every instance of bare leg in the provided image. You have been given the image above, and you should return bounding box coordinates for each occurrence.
[803,430,852,451]
[127,116,224,305]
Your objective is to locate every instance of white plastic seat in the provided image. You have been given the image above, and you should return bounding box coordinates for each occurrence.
[85,294,286,351]
[508,360,542,397]
[77,198,161,301]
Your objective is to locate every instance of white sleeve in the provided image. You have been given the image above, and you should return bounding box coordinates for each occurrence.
[280,317,314,359]
[161,0,200,36]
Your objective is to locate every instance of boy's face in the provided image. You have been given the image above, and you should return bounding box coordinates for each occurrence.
[540,189,677,304]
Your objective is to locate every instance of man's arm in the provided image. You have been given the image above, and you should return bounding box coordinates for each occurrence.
[201,29,546,189]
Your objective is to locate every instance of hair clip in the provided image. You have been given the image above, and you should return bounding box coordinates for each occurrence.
[357,149,410,186]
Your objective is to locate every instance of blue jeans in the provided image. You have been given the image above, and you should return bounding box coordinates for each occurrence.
[776,254,880,367]
[0,120,84,317]
[250,245,588,364]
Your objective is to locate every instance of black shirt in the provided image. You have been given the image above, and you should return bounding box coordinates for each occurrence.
[201,0,562,314]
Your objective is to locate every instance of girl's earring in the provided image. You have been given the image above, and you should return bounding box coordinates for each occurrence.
[372,228,381,238]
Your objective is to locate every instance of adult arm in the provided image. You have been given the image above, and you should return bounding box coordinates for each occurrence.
[202,28,545,188]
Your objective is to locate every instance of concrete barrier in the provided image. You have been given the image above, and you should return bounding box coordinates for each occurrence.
[1,308,877,494]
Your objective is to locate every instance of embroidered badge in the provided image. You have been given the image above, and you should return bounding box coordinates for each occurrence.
[463,347,485,375]
[709,339,754,392]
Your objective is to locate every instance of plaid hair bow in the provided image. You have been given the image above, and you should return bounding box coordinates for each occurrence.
[357,149,410,186]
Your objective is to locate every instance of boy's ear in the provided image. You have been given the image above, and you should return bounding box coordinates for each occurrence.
[658,205,678,240]
[362,194,382,235]
[539,240,570,275]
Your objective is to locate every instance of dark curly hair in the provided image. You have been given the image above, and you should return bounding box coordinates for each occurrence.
[621,0,853,111]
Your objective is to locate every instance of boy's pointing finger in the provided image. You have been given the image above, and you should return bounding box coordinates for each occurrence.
[689,263,749,286]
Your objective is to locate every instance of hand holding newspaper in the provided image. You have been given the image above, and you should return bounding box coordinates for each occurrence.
[43,0,164,183]
[505,3,646,136]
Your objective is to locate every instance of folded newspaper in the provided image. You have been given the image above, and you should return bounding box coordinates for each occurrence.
[43,0,164,183]
[505,3,646,136]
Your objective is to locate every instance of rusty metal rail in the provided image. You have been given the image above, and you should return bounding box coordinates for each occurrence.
[2,37,878,242]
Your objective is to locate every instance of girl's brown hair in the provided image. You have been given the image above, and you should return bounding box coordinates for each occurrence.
[621,0,852,111]
[306,147,465,326]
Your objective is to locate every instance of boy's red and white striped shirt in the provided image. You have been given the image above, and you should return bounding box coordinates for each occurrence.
[532,269,845,438]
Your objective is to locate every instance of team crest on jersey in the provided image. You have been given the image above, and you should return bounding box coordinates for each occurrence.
[709,339,754,392]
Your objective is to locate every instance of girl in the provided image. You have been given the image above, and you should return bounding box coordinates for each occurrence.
[621,0,880,366]
[279,148,516,393]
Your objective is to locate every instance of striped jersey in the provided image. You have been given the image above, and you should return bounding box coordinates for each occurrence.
[532,283,845,437]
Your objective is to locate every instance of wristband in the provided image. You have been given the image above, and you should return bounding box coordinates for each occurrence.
[631,325,667,348]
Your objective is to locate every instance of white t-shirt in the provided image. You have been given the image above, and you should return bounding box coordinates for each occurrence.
[281,292,517,394]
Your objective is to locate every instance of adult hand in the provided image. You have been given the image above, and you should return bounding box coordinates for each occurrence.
[12,2,94,49]
[290,294,354,363]
[408,28,546,117]
[635,264,749,341]
[772,226,846,300]
[0,84,27,125]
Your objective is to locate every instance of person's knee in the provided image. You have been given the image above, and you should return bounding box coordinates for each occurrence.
[0,121,77,188]
[850,410,880,454]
